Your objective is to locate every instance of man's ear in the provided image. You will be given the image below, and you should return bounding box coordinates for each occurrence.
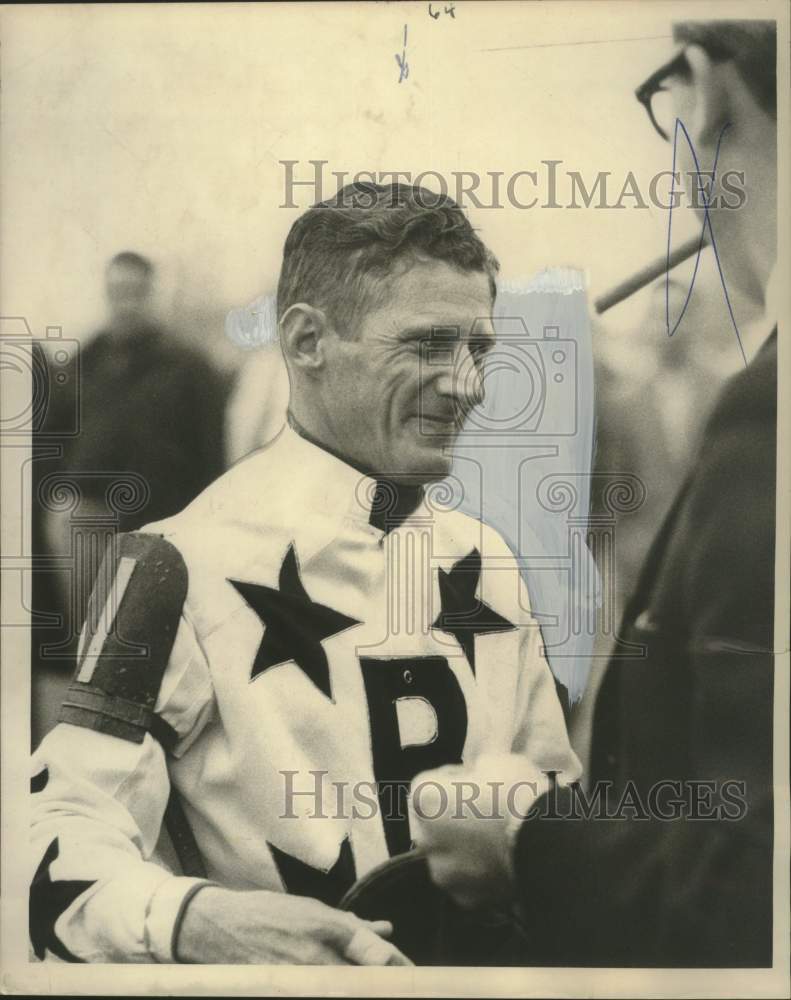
[683,44,731,145]
[279,303,333,374]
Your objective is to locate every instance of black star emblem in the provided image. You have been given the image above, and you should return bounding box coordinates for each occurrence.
[432,548,516,675]
[230,544,361,700]
[30,838,95,962]
[268,836,356,907]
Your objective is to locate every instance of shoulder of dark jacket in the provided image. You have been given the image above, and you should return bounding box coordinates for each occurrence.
[701,330,777,439]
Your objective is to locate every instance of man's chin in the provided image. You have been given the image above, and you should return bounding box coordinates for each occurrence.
[390,445,454,486]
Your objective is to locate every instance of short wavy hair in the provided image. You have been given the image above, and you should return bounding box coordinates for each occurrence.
[276,182,499,336]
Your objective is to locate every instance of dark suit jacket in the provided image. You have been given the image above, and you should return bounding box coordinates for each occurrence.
[514,332,777,967]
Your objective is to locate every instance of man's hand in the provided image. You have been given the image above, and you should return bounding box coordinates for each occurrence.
[410,754,549,910]
[176,886,412,965]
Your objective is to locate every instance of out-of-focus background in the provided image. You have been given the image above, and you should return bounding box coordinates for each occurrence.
[1,1,764,765]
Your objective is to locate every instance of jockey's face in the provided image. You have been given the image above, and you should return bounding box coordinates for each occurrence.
[324,258,495,483]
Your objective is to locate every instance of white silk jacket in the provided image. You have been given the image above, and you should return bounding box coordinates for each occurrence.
[30,424,581,962]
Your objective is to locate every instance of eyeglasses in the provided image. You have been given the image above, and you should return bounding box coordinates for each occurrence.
[635,49,690,141]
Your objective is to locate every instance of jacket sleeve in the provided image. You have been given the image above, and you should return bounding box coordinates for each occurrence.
[29,533,216,963]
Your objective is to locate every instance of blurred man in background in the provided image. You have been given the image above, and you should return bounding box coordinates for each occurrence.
[47,251,227,533]
[32,251,228,744]
[417,19,779,967]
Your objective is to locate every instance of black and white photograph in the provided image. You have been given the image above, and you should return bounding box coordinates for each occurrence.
[1,1,788,996]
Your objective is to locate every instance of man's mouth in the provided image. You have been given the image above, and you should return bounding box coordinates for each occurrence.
[415,414,465,448]
[418,414,461,433]
[419,412,461,426]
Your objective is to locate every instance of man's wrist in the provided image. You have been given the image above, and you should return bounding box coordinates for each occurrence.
[171,881,222,962]
[144,876,220,963]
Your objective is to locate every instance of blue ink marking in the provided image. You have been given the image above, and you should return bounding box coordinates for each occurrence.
[666,118,747,366]
[395,25,409,83]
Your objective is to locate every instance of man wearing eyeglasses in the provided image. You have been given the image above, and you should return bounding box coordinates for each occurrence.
[415,20,778,967]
